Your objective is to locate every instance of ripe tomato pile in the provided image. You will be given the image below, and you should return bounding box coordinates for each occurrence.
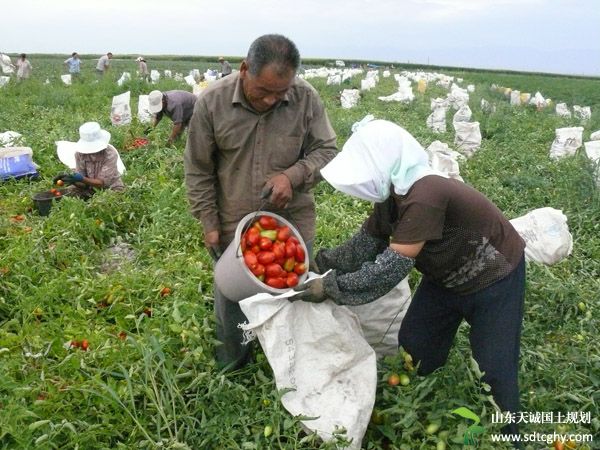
[49,188,62,197]
[241,215,307,289]
[125,137,149,150]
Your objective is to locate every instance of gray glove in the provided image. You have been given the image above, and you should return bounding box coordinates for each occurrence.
[291,274,332,303]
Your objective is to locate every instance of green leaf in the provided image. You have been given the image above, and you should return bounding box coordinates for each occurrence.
[450,407,480,425]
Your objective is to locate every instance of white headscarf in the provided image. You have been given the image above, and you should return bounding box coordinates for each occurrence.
[321,120,445,202]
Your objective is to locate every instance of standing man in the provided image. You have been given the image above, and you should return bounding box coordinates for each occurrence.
[96,52,112,76]
[136,56,149,81]
[218,56,232,77]
[184,34,337,370]
[148,90,198,146]
[64,52,82,79]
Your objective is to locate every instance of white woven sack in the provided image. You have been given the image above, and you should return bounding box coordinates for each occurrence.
[549,126,583,159]
[117,72,131,87]
[60,74,72,85]
[150,70,160,84]
[0,131,22,146]
[426,108,447,133]
[453,104,472,124]
[510,207,573,265]
[110,91,132,126]
[555,103,571,118]
[240,289,377,450]
[573,105,591,121]
[426,141,464,182]
[510,90,521,106]
[584,141,600,187]
[453,121,481,157]
[137,95,152,124]
[340,89,360,109]
[347,277,412,358]
[0,76,9,87]
[590,130,600,141]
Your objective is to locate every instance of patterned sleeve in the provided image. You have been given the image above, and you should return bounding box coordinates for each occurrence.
[99,147,124,190]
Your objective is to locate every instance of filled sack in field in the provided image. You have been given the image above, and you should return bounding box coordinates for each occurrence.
[529,92,548,109]
[110,91,132,126]
[447,84,469,109]
[137,95,152,124]
[378,86,414,103]
[549,126,583,159]
[453,121,481,157]
[520,92,531,104]
[467,84,475,93]
[340,89,360,109]
[163,70,172,78]
[326,74,341,85]
[150,70,160,84]
[555,102,571,118]
[480,98,496,113]
[117,72,131,87]
[0,54,14,74]
[60,74,72,85]
[510,90,521,106]
[573,105,591,121]
[509,207,573,265]
[174,73,184,82]
[56,141,126,174]
[584,140,600,187]
[184,74,196,87]
[425,140,464,182]
[590,130,600,141]
[346,277,412,358]
[0,76,10,88]
[240,288,376,450]
[360,78,376,91]
[0,147,39,181]
[453,104,472,124]
[0,131,23,147]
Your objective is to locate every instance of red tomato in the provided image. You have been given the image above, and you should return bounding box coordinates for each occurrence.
[81,339,89,351]
[246,228,260,246]
[251,263,266,277]
[259,237,273,250]
[250,245,261,254]
[259,216,278,230]
[286,272,299,287]
[285,241,296,258]
[243,251,258,269]
[294,262,307,275]
[276,226,291,241]
[257,251,275,265]
[272,241,286,260]
[288,236,300,246]
[265,277,287,289]
[265,263,284,278]
[295,245,305,262]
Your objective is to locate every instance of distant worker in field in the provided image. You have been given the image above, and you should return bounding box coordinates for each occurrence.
[64,52,82,79]
[15,54,32,81]
[184,34,337,370]
[148,90,198,146]
[136,56,149,81]
[96,52,113,76]
[54,122,125,199]
[218,56,232,77]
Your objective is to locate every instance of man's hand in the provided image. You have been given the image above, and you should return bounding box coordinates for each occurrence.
[264,174,292,209]
[291,275,329,303]
[205,230,220,249]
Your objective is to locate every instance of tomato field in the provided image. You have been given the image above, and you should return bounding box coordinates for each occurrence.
[0,56,599,449]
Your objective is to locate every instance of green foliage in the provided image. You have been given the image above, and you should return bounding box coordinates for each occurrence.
[1,56,599,449]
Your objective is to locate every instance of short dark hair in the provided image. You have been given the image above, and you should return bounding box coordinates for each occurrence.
[72,52,77,57]
[20,53,26,59]
[246,34,300,76]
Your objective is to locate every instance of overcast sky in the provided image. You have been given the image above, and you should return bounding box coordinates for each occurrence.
[2,0,599,76]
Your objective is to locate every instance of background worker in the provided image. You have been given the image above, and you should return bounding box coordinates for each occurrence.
[218,56,232,77]
[184,34,337,370]
[96,52,112,76]
[148,89,198,146]
[54,121,125,199]
[64,52,82,79]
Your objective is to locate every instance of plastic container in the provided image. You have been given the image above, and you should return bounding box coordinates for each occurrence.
[214,211,309,302]
[32,190,64,216]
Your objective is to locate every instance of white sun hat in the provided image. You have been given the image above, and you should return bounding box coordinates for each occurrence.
[75,122,111,154]
[56,140,126,175]
[148,90,163,114]
[136,56,144,62]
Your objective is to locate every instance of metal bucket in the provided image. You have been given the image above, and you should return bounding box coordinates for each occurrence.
[214,211,309,302]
